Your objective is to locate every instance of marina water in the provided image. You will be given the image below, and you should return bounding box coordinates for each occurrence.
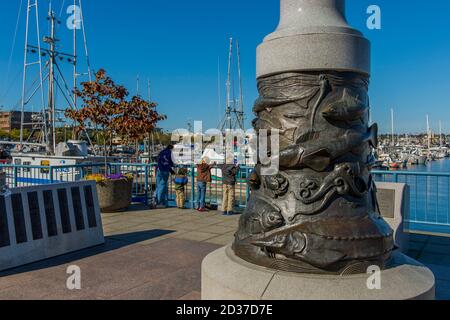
[375,158,450,235]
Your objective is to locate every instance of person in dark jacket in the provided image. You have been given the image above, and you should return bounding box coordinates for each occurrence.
[196,158,213,212]
[219,163,240,215]
[155,145,175,208]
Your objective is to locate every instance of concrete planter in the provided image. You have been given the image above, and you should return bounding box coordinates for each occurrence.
[97,178,133,213]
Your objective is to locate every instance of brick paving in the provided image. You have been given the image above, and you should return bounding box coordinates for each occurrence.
[0,205,449,300]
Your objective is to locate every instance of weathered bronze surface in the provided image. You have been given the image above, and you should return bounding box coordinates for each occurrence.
[233,71,395,275]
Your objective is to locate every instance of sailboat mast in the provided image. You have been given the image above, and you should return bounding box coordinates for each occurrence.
[46,7,57,154]
[73,0,77,110]
[217,56,221,125]
[391,108,394,146]
[426,114,431,151]
[236,39,244,130]
[19,1,31,149]
[226,37,233,131]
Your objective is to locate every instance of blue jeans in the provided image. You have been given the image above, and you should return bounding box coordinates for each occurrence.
[156,170,170,206]
[197,182,207,209]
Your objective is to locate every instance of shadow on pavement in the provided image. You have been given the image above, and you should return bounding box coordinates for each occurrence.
[0,229,175,277]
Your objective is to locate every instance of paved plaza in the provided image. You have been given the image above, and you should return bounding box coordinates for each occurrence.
[0,205,449,300]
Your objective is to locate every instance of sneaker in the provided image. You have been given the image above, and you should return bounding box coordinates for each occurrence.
[198,208,208,212]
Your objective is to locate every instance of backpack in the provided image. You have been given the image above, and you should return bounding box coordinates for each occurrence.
[173,176,188,186]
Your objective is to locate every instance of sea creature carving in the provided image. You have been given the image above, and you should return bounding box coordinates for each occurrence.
[322,88,369,126]
[264,173,289,198]
[233,71,394,275]
[275,124,378,171]
[294,163,367,205]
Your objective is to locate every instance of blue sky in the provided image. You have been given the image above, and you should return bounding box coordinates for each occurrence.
[0,0,449,134]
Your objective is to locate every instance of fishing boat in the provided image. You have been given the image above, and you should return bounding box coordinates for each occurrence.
[6,1,108,185]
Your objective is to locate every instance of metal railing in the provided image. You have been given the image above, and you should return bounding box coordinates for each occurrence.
[373,170,450,235]
[0,163,253,210]
[1,163,449,235]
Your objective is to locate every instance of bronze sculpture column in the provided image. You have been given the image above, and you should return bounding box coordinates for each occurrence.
[233,0,394,275]
[202,0,435,300]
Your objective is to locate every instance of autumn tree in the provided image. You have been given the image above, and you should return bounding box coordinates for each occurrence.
[114,96,166,155]
[66,69,165,161]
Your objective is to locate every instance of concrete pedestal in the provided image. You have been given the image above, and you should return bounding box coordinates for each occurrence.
[257,0,371,78]
[202,246,435,300]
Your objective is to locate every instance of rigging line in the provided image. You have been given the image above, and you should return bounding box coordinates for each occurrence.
[11,70,50,112]
[58,0,67,19]
[54,61,76,106]
[0,70,23,105]
[1,0,24,102]
[54,76,75,110]
[79,0,93,81]
[24,73,50,106]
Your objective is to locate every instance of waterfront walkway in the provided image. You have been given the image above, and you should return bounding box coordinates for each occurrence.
[0,206,449,300]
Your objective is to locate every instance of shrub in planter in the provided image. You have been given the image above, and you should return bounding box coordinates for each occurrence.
[86,173,133,213]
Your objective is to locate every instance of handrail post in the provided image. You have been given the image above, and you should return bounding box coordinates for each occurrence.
[13,166,18,188]
[145,165,149,206]
[49,166,54,184]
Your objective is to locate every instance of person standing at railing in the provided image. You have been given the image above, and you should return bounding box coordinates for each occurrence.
[173,167,189,209]
[196,158,214,212]
[155,144,175,209]
[219,163,240,216]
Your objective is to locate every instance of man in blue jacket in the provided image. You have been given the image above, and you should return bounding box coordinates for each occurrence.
[156,144,175,208]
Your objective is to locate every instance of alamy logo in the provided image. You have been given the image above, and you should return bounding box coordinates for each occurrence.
[67,5,82,30]
[366,265,381,290]
[367,5,382,30]
[66,265,81,290]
